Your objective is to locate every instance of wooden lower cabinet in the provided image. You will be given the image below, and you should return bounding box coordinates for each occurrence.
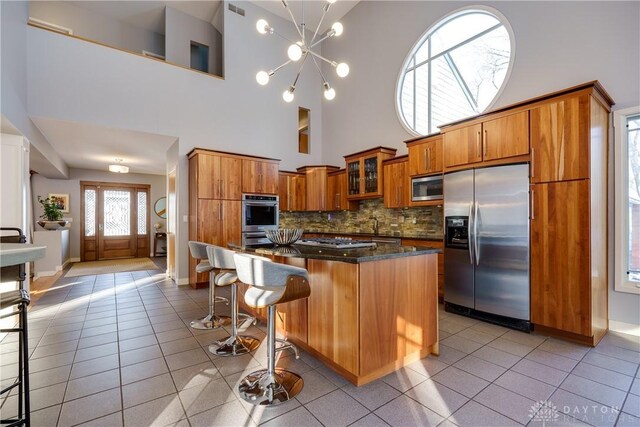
[238,253,438,385]
[402,239,444,300]
[530,180,606,344]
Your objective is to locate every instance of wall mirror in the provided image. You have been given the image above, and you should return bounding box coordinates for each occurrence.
[154,197,167,219]
[298,107,310,154]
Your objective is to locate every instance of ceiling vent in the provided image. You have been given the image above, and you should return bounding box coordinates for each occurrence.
[228,3,245,17]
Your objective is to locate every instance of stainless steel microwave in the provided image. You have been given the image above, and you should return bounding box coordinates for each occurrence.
[411,175,443,201]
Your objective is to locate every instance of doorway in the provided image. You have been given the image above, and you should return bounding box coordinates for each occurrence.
[81,181,150,261]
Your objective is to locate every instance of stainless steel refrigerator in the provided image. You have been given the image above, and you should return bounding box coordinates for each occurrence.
[444,164,530,329]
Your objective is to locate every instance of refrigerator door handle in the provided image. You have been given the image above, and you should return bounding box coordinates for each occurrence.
[468,202,474,264]
[474,201,480,265]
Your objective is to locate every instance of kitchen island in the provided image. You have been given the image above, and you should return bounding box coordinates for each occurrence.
[230,241,440,386]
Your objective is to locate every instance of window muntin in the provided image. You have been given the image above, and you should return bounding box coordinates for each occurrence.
[398,9,513,135]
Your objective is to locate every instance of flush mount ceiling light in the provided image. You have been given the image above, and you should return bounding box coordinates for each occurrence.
[255,0,350,103]
[108,158,129,174]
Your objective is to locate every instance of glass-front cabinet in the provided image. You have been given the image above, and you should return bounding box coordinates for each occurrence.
[344,147,397,199]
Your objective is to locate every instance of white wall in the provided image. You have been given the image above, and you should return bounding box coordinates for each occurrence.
[26,1,324,285]
[31,168,167,260]
[165,7,222,77]
[1,134,30,235]
[321,1,640,326]
[1,1,67,178]
[29,1,165,56]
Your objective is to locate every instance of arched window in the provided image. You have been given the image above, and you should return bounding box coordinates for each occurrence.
[397,8,514,135]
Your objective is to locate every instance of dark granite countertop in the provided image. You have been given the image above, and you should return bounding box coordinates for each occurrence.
[229,242,441,264]
[302,230,444,242]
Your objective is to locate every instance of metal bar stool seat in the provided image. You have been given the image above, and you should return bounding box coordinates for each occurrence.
[206,246,260,357]
[188,241,230,329]
[233,253,310,406]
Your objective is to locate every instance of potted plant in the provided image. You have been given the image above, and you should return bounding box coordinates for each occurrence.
[37,196,68,230]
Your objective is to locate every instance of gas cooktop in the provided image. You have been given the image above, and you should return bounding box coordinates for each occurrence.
[295,237,377,249]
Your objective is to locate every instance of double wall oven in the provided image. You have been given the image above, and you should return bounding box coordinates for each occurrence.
[241,194,278,246]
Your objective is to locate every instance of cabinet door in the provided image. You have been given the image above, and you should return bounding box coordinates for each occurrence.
[347,160,361,196]
[305,169,327,211]
[530,95,590,183]
[336,172,351,210]
[292,175,306,211]
[220,200,241,247]
[278,174,290,211]
[262,162,279,194]
[383,163,396,208]
[241,160,260,193]
[426,137,443,174]
[530,180,591,336]
[196,155,220,199]
[408,143,427,176]
[482,111,529,161]
[399,161,410,207]
[219,156,242,200]
[443,124,482,168]
[326,174,338,211]
[363,156,379,194]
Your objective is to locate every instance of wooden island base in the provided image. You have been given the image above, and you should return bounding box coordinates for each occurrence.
[238,251,439,386]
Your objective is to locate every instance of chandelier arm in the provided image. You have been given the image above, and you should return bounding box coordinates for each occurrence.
[309,31,334,49]
[308,50,337,67]
[310,4,330,45]
[281,0,306,45]
[310,54,328,84]
[271,59,293,75]
[271,30,297,44]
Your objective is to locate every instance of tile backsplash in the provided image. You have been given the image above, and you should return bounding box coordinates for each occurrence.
[279,198,443,238]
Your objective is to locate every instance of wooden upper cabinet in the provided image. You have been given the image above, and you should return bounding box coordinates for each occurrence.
[482,111,529,161]
[298,166,339,211]
[192,152,242,200]
[344,147,397,199]
[530,94,590,183]
[530,180,591,336]
[279,172,306,211]
[383,158,409,208]
[407,135,443,176]
[242,159,279,194]
[443,123,483,168]
[327,170,355,211]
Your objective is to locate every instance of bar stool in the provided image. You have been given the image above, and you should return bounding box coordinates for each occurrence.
[233,253,310,406]
[187,241,230,329]
[1,228,31,427]
[205,246,260,357]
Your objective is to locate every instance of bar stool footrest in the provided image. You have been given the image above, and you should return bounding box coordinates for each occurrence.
[209,335,260,357]
[238,368,304,406]
[189,314,231,330]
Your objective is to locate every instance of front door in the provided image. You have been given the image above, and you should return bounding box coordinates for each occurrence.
[81,181,150,261]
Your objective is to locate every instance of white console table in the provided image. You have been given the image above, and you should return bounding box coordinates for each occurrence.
[33,230,70,278]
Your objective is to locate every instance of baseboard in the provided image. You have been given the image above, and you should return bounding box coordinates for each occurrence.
[176,277,190,286]
[34,269,58,280]
[69,257,80,263]
[609,320,640,336]
[62,258,73,269]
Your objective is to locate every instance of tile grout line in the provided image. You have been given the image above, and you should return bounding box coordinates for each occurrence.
[612,357,640,425]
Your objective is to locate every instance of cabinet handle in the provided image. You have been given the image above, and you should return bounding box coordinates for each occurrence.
[476,131,481,157]
[335,193,339,209]
[531,148,535,178]
[218,203,222,221]
[220,179,224,197]
[530,189,535,220]
[424,149,428,171]
[483,129,488,157]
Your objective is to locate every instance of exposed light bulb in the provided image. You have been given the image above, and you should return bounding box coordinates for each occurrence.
[287,44,303,61]
[327,0,337,4]
[256,71,270,85]
[324,85,336,101]
[336,62,350,78]
[256,19,270,34]
[331,22,344,37]
[283,89,295,103]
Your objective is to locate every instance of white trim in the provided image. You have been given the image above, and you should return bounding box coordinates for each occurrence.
[177,277,190,286]
[614,106,640,295]
[69,257,81,263]
[28,17,73,35]
[609,319,640,337]
[394,5,516,137]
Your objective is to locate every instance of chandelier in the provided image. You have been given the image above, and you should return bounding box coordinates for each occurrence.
[255,0,349,102]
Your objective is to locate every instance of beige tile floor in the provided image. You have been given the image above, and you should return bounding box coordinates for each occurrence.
[1,266,639,426]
